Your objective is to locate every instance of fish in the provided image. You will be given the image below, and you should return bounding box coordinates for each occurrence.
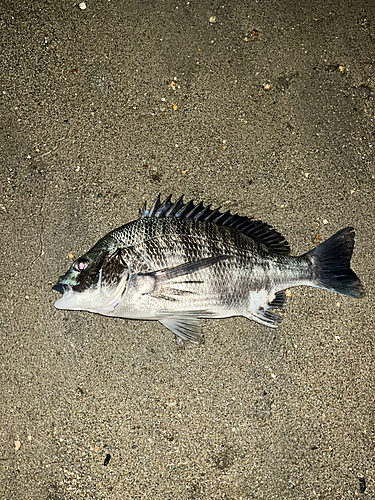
[52,194,365,344]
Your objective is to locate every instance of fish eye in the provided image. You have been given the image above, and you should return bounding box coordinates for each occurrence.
[73,259,89,272]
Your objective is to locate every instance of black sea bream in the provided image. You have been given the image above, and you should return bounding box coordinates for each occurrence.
[53,195,364,344]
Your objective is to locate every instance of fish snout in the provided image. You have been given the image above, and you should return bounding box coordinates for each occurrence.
[52,283,67,294]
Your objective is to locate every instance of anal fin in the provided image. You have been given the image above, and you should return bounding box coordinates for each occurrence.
[252,310,282,328]
[250,291,287,328]
[268,291,287,310]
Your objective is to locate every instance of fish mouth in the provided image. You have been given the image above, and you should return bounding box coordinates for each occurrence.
[52,283,68,294]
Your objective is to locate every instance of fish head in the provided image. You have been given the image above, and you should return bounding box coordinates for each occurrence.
[52,236,129,315]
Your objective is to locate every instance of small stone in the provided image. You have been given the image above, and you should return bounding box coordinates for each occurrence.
[79,2,87,10]
[358,84,371,99]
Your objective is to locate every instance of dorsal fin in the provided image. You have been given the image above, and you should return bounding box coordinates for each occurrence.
[139,194,290,255]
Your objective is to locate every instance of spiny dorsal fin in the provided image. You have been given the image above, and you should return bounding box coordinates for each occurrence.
[139,194,290,255]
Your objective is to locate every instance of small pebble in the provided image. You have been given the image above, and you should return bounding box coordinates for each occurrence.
[358,85,371,99]
[79,2,87,10]
[322,219,328,225]
[359,478,366,494]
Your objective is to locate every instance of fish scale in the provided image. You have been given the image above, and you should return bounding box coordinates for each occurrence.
[53,195,364,344]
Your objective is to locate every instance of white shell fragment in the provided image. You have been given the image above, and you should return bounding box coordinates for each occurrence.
[79,2,87,10]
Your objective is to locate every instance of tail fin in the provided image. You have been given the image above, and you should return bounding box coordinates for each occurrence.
[305,227,365,298]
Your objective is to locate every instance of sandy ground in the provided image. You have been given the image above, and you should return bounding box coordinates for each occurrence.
[0,0,374,498]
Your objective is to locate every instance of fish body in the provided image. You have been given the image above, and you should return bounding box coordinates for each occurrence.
[53,195,364,343]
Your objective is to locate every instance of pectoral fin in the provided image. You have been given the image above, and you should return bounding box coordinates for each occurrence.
[147,255,230,281]
[142,255,231,301]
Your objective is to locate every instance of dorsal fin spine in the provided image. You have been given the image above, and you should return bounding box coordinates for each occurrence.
[149,194,161,217]
[140,194,290,255]
[194,205,212,220]
[165,195,184,217]
[185,202,205,219]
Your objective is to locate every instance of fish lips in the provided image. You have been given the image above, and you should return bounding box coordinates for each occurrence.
[52,282,74,310]
[52,282,81,310]
[52,282,67,294]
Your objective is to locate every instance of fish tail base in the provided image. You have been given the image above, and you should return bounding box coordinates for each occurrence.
[305,227,365,298]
